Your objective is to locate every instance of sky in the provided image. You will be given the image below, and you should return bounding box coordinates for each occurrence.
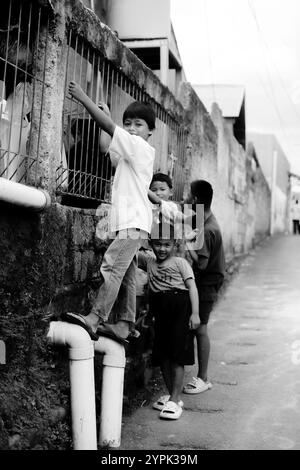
[170,0,300,179]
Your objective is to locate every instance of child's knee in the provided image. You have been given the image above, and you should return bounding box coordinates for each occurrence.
[195,324,208,336]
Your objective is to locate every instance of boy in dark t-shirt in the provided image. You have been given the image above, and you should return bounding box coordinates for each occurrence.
[183,180,225,394]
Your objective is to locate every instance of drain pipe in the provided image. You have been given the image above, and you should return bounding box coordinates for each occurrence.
[94,337,126,448]
[47,321,97,450]
[0,177,51,212]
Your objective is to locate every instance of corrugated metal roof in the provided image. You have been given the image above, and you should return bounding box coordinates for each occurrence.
[193,84,245,117]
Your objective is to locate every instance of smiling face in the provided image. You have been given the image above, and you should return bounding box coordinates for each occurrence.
[151,239,176,262]
[150,180,172,201]
[123,117,151,141]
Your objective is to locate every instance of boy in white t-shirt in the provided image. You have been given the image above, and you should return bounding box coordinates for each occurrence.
[62,81,155,342]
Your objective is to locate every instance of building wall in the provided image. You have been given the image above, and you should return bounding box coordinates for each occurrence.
[290,189,300,231]
[248,133,290,233]
[106,0,171,39]
[178,87,271,258]
[252,164,272,241]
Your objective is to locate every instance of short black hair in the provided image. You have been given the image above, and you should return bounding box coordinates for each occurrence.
[191,180,213,210]
[150,172,173,189]
[123,101,156,131]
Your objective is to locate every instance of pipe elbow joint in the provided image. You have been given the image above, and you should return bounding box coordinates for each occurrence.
[94,336,126,368]
[47,321,94,360]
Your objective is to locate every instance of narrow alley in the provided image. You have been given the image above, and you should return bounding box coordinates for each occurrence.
[120,235,300,451]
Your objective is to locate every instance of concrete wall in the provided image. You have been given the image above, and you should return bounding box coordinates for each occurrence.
[248,133,290,234]
[179,86,270,258]
[0,0,272,450]
[106,0,171,39]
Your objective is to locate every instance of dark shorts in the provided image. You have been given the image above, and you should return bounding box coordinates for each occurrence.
[149,290,195,367]
[197,282,223,325]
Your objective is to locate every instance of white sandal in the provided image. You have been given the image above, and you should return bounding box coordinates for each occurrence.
[159,401,183,420]
[183,377,212,394]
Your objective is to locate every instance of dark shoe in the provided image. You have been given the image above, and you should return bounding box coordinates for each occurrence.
[96,324,129,346]
[61,312,99,341]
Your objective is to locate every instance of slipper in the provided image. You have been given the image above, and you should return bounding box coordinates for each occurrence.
[153,395,184,411]
[128,329,140,339]
[61,312,99,341]
[159,401,183,420]
[96,324,129,346]
[183,377,212,394]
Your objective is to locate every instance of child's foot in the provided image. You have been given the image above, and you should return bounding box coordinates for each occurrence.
[183,377,212,394]
[61,312,99,341]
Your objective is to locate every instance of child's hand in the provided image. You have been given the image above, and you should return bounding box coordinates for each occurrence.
[185,228,199,242]
[189,313,200,330]
[98,101,111,116]
[160,200,177,221]
[68,81,85,103]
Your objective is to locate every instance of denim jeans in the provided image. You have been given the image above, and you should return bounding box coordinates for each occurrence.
[91,229,144,325]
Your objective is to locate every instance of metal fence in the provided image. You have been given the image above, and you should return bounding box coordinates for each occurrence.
[0,0,48,186]
[56,29,188,206]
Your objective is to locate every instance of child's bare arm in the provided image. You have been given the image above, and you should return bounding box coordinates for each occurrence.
[185,229,199,242]
[185,278,200,329]
[137,250,149,271]
[98,101,112,153]
[148,189,162,205]
[68,81,115,137]
[187,248,209,270]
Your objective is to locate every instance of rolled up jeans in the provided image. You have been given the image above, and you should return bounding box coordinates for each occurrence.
[91,228,145,326]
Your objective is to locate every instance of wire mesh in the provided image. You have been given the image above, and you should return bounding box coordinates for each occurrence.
[57,30,188,206]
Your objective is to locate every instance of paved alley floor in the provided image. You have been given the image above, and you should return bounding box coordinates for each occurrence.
[120,235,300,451]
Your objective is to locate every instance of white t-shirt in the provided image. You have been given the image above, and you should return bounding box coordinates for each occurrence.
[109,126,155,233]
[152,200,180,224]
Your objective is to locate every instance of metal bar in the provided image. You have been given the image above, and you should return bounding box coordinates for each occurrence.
[17,1,32,183]
[87,49,96,199]
[71,34,80,194]
[60,26,71,185]
[94,57,106,199]
[65,28,73,193]
[81,44,90,197]
[35,9,48,185]
[100,63,115,199]
[26,3,38,178]
[93,56,105,197]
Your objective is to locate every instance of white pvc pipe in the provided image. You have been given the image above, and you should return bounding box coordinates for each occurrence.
[47,321,97,450]
[0,177,51,212]
[94,337,126,448]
